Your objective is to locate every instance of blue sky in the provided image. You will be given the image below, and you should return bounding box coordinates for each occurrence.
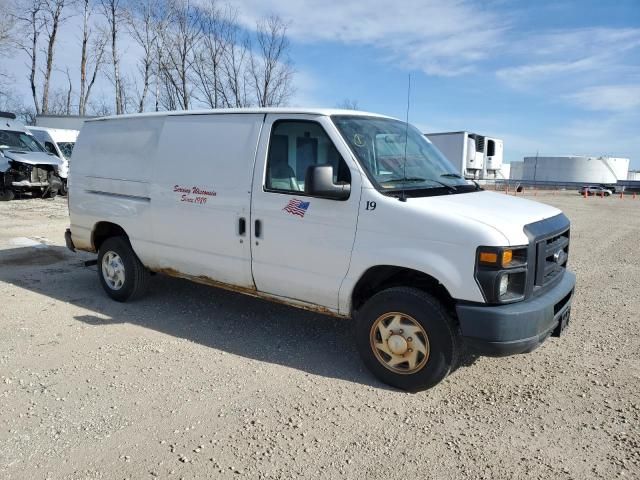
[5,0,640,168]
[237,0,639,168]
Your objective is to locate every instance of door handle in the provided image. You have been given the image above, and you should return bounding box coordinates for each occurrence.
[238,217,246,236]
[254,219,262,238]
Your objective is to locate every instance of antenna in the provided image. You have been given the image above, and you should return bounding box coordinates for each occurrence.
[400,74,411,202]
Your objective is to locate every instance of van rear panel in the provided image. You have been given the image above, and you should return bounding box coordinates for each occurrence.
[70,117,164,255]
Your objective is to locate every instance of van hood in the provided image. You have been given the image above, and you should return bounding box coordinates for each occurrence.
[1,150,62,167]
[407,190,561,245]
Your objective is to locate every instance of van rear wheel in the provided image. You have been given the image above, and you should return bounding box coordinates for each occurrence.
[355,287,460,391]
[97,236,149,302]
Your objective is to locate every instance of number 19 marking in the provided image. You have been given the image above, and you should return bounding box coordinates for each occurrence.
[366,201,377,211]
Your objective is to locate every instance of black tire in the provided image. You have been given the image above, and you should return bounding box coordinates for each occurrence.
[355,287,461,392]
[97,236,150,302]
[0,189,15,201]
[59,181,68,196]
[45,188,57,199]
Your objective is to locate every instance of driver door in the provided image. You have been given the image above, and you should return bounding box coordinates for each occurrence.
[250,114,362,311]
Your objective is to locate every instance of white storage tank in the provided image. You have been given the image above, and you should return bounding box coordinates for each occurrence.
[522,156,629,184]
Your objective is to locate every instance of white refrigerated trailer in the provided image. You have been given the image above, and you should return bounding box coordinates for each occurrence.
[425,131,485,179]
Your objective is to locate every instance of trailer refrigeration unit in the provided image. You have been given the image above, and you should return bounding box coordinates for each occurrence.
[425,131,484,179]
[484,137,504,179]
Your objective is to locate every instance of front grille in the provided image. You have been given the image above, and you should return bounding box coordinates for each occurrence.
[523,214,571,298]
[30,166,49,183]
[535,228,570,287]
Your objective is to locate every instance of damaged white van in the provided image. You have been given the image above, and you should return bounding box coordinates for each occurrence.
[0,112,63,201]
[66,109,575,391]
[27,126,79,195]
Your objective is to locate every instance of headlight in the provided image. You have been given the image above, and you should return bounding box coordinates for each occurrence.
[475,246,528,304]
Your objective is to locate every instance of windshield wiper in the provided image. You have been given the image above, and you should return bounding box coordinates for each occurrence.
[441,172,482,191]
[380,177,427,184]
[381,177,457,192]
[429,179,457,192]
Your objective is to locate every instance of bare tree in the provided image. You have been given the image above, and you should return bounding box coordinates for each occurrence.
[47,70,72,115]
[0,0,17,94]
[99,0,125,114]
[158,0,202,110]
[84,35,107,114]
[40,0,73,114]
[0,90,37,123]
[13,0,44,113]
[126,0,164,112]
[248,15,294,107]
[0,1,16,54]
[78,0,106,115]
[6,1,297,117]
[87,95,113,116]
[63,67,72,114]
[192,1,237,108]
[220,19,250,107]
[337,99,359,110]
[0,1,15,49]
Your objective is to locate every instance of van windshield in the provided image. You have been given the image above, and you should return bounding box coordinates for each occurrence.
[0,130,46,153]
[332,116,473,195]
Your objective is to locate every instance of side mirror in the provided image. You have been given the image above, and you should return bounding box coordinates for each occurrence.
[305,165,350,200]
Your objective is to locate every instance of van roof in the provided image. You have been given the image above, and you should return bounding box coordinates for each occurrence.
[87,108,396,122]
[26,126,80,142]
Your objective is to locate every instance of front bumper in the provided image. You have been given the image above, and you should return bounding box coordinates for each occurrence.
[456,270,575,356]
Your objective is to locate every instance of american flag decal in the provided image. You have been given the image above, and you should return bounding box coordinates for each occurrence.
[283,198,310,217]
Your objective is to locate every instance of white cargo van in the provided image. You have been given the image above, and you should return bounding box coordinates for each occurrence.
[26,126,79,194]
[66,108,575,391]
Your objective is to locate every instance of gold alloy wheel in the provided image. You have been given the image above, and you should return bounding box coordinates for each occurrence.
[369,312,430,374]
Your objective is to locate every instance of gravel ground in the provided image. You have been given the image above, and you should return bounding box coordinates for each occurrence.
[0,192,638,480]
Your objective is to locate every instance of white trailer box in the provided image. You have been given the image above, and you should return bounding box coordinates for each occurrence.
[425,131,484,179]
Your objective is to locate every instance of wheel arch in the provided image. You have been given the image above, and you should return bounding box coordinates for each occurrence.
[92,221,129,251]
[350,265,456,316]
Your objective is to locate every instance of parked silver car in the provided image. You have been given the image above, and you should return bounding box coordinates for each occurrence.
[579,185,612,196]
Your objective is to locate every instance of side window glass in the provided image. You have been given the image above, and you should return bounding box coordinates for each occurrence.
[265,121,351,193]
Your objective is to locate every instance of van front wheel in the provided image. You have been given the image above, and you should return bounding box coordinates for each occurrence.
[97,236,149,302]
[355,287,460,391]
